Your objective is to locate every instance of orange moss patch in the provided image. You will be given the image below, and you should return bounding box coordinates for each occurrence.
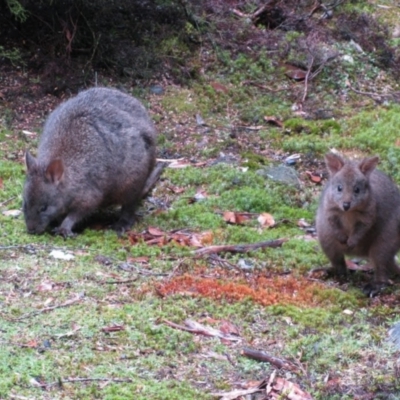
[156,274,331,307]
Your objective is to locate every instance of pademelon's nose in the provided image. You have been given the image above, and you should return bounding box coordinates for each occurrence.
[343,202,351,211]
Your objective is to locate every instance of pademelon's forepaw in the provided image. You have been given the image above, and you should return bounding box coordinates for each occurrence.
[362,281,388,297]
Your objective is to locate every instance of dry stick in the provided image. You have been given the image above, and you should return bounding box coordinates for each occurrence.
[207,254,243,272]
[310,53,339,81]
[43,377,133,388]
[98,278,138,285]
[11,295,83,321]
[346,81,390,102]
[241,347,298,372]
[0,196,16,207]
[301,55,315,103]
[163,319,241,341]
[251,0,278,21]
[194,238,287,256]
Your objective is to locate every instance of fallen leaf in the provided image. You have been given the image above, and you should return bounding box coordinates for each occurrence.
[167,185,185,194]
[283,63,307,81]
[345,259,373,272]
[189,231,214,247]
[163,319,241,342]
[210,81,229,93]
[196,113,206,126]
[49,250,75,260]
[297,218,311,228]
[264,115,284,127]
[127,256,149,264]
[128,228,214,248]
[37,281,54,292]
[43,297,54,307]
[190,189,209,203]
[211,388,260,400]
[219,320,240,336]
[272,377,313,399]
[305,170,322,183]
[147,226,166,236]
[223,211,254,225]
[167,159,208,168]
[26,339,39,348]
[2,209,22,217]
[102,325,125,333]
[258,212,275,228]
[22,130,37,136]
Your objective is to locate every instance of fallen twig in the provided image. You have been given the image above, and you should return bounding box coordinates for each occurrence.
[39,377,133,389]
[206,254,243,272]
[194,238,287,256]
[241,347,298,372]
[11,293,83,321]
[211,387,261,399]
[0,196,16,207]
[301,55,314,103]
[163,319,241,342]
[98,278,138,285]
[346,81,391,103]
[212,370,313,399]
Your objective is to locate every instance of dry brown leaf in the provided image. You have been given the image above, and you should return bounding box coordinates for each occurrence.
[127,256,149,264]
[167,185,185,194]
[283,64,307,81]
[147,226,166,236]
[223,211,254,225]
[129,228,214,249]
[210,81,229,93]
[297,218,311,228]
[37,281,54,292]
[101,325,125,333]
[219,320,240,336]
[258,212,275,228]
[211,388,260,400]
[272,377,313,399]
[223,211,237,224]
[199,231,214,245]
[345,259,373,272]
[264,115,284,127]
[305,170,322,183]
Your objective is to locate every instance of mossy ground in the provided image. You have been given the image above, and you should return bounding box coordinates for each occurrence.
[2,1,400,399]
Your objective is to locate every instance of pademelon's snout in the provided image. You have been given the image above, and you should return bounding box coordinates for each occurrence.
[343,202,351,211]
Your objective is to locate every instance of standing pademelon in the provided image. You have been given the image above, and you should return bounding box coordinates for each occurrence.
[23,87,156,237]
[316,152,400,296]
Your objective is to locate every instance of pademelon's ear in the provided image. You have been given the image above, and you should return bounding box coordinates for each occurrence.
[325,152,345,176]
[25,151,37,173]
[45,159,64,184]
[359,156,379,177]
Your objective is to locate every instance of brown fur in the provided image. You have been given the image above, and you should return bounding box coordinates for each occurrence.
[316,152,400,296]
[23,87,156,237]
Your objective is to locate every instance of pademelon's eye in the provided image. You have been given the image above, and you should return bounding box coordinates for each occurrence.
[337,185,343,192]
[39,205,47,213]
[354,186,360,194]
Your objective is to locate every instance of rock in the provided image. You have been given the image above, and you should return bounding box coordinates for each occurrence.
[257,165,301,188]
